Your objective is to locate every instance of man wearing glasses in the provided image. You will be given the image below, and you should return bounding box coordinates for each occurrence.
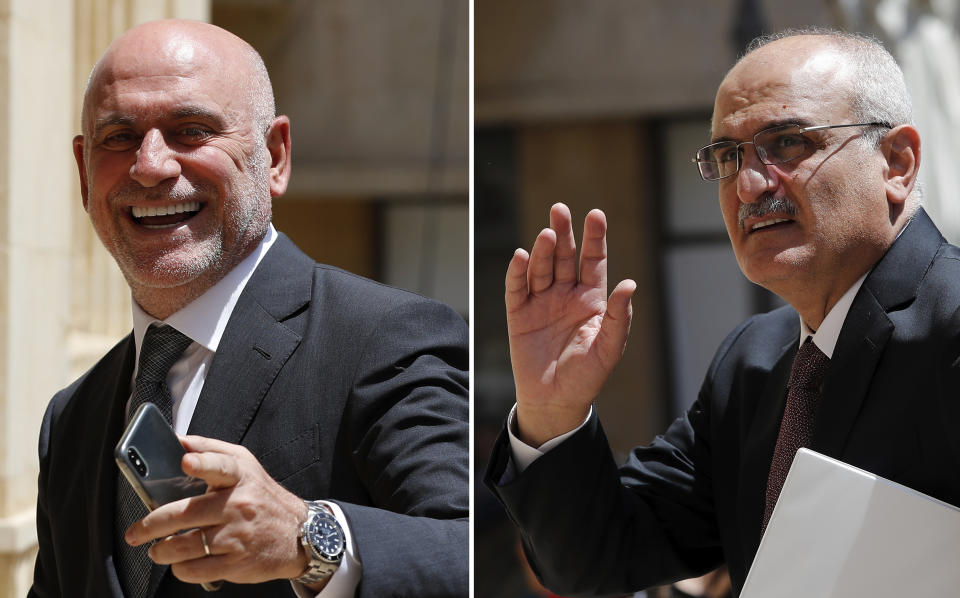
[485,28,960,596]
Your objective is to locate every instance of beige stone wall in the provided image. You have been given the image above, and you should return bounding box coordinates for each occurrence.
[0,2,209,596]
[0,3,77,595]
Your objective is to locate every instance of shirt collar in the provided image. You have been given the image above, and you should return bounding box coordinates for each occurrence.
[798,270,869,358]
[132,224,278,356]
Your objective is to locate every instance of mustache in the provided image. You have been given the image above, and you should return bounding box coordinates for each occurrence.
[110,180,214,204]
[738,194,798,230]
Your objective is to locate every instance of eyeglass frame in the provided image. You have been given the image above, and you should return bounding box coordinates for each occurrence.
[691,121,892,181]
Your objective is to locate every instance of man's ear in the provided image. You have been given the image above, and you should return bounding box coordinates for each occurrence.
[265,115,292,198]
[73,135,89,211]
[880,124,921,206]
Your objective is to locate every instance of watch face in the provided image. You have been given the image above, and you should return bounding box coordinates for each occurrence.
[306,511,345,560]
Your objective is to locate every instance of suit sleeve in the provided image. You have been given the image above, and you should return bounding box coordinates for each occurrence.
[481,317,762,596]
[484,406,722,596]
[336,298,468,598]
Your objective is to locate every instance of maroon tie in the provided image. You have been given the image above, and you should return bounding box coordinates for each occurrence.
[762,337,829,535]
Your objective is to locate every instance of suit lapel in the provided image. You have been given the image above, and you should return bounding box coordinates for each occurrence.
[89,335,136,596]
[187,234,312,444]
[187,300,303,441]
[811,291,892,457]
[814,208,943,457]
[737,335,795,565]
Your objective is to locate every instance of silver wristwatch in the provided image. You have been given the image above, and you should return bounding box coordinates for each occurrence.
[295,501,345,584]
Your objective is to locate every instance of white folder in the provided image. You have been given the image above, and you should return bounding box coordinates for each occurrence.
[740,448,960,597]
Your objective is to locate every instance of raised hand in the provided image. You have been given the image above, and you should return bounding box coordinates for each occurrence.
[506,203,637,447]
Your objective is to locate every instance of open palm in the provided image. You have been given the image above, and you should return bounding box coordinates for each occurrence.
[506,204,637,446]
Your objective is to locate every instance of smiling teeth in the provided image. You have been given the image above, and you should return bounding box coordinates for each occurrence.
[752,218,789,231]
[132,201,201,218]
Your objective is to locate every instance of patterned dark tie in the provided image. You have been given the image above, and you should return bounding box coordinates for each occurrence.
[115,324,193,598]
[762,336,829,535]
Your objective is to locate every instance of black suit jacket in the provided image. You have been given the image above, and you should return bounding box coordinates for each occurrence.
[485,208,960,596]
[31,234,469,598]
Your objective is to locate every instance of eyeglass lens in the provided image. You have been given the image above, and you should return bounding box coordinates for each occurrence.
[696,125,811,180]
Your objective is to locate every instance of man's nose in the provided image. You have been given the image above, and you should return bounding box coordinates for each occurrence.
[736,145,777,204]
[129,129,181,187]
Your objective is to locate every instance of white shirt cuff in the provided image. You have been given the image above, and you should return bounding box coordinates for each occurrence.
[506,403,593,474]
[291,501,361,598]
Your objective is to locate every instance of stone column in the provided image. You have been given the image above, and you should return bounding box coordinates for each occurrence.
[0,2,208,596]
[0,2,76,593]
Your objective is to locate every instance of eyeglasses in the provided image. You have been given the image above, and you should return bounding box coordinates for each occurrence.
[692,122,890,181]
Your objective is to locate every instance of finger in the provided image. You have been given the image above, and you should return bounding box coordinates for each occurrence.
[181,450,242,490]
[179,435,244,456]
[596,279,637,366]
[127,492,225,545]
[180,436,250,489]
[579,209,608,293]
[527,227,557,294]
[505,248,530,312]
[549,203,578,284]
[148,527,213,565]
[171,554,236,584]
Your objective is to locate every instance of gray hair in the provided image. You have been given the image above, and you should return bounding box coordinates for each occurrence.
[244,45,277,136]
[743,28,913,148]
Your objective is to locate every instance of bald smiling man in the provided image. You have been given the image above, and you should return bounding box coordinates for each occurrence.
[31,20,467,598]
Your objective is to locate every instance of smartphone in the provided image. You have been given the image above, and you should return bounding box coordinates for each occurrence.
[115,402,221,591]
[115,402,207,509]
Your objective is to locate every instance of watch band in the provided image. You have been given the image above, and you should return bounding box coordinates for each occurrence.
[295,501,344,585]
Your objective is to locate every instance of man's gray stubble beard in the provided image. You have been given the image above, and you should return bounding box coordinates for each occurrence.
[107,179,224,288]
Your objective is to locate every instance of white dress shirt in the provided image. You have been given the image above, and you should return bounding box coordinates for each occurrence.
[800,271,868,358]
[507,271,871,474]
[127,224,360,597]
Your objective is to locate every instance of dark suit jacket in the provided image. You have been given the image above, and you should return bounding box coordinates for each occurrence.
[485,208,960,596]
[31,234,469,598]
